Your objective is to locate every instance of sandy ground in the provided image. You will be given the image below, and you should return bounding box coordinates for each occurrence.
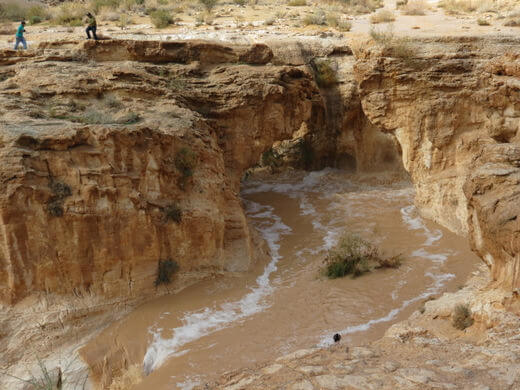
[1,0,519,49]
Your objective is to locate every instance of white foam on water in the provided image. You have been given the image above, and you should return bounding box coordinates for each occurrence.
[176,377,202,390]
[142,200,291,375]
[299,196,316,216]
[319,202,455,346]
[318,270,455,347]
[400,205,443,247]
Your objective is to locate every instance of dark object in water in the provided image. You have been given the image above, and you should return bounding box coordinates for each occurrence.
[333,333,341,343]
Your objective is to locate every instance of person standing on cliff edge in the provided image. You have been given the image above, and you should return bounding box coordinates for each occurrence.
[14,21,27,50]
[85,13,98,40]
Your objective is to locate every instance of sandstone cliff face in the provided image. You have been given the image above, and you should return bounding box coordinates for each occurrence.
[0,40,320,305]
[355,37,520,289]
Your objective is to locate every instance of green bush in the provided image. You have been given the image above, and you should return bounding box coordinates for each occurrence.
[234,0,248,5]
[163,204,182,223]
[175,147,198,179]
[150,9,173,28]
[46,181,72,217]
[323,233,402,279]
[155,259,180,287]
[261,148,281,169]
[452,304,474,330]
[313,59,337,88]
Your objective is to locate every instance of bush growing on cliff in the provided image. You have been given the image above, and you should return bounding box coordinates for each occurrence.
[155,258,180,287]
[313,59,338,88]
[162,203,182,223]
[452,304,474,330]
[46,181,72,217]
[175,147,198,189]
[323,233,402,279]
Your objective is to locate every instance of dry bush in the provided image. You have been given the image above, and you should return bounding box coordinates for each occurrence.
[477,17,491,24]
[338,19,352,31]
[288,0,307,5]
[370,26,417,66]
[0,1,50,24]
[52,2,88,26]
[370,9,396,23]
[504,18,520,26]
[439,0,479,14]
[401,0,428,15]
[452,304,474,330]
[325,0,383,15]
[302,9,326,26]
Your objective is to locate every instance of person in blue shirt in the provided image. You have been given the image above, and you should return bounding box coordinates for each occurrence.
[14,21,27,50]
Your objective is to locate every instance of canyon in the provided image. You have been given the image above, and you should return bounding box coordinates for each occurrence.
[0,31,519,389]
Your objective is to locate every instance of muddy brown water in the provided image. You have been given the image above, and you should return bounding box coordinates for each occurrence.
[81,169,480,390]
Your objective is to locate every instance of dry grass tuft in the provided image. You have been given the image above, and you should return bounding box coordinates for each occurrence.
[370,9,396,24]
[401,0,429,15]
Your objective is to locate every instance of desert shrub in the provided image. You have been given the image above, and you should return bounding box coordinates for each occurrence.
[401,0,428,15]
[288,0,307,5]
[370,27,416,65]
[0,1,49,23]
[370,9,395,23]
[118,111,140,124]
[163,204,182,223]
[79,109,115,124]
[477,17,490,25]
[338,19,352,31]
[234,0,247,5]
[175,147,198,189]
[302,9,326,25]
[504,18,520,26]
[313,59,338,88]
[89,0,120,13]
[46,181,72,217]
[155,259,180,287]
[261,148,281,169]
[0,2,26,21]
[199,0,219,12]
[150,9,173,28]
[438,0,478,14]
[452,304,474,330]
[105,95,122,109]
[53,2,87,26]
[326,13,339,27]
[323,233,402,279]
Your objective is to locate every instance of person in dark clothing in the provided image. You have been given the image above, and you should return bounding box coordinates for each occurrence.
[85,13,98,40]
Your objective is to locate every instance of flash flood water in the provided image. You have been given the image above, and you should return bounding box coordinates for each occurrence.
[81,169,480,390]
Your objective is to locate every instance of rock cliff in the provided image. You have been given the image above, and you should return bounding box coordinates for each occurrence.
[0,40,321,305]
[355,36,520,289]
